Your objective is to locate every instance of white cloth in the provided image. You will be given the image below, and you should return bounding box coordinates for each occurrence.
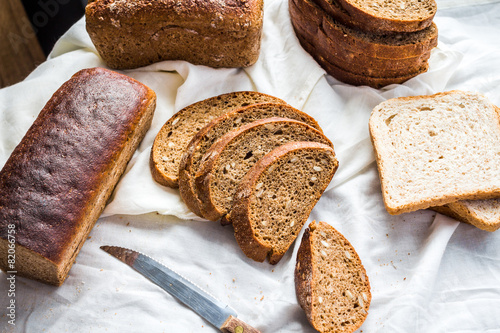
[1,1,500,332]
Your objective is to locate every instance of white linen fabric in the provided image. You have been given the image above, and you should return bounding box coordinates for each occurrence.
[1,1,500,332]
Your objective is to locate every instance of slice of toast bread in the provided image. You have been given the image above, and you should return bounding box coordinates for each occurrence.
[295,32,429,88]
[431,199,500,232]
[369,90,500,215]
[179,103,321,217]
[195,118,333,222]
[335,0,437,33]
[295,221,371,333]
[227,142,338,264]
[150,91,286,187]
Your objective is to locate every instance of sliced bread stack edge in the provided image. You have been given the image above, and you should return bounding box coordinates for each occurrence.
[151,91,339,262]
[289,0,438,88]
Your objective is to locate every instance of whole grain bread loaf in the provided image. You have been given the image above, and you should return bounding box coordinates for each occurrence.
[295,221,371,333]
[0,68,156,285]
[150,92,286,188]
[179,103,321,217]
[227,142,338,264]
[369,90,500,215]
[86,0,264,69]
[335,0,437,33]
[195,118,333,222]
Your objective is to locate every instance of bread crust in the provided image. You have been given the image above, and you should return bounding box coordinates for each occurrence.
[85,0,264,69]
[290,0,438,59]
[369,90,500,215]
[195,119,333,222]
[150,91,286,188]
[0,68,156,285]
[228,142,338,264]
[178,103,320,218]
[335,0,437,33]
[295,221,371,333]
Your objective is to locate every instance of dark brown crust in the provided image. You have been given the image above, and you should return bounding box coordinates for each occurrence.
[335,0,436,33]
[195,120,333,222]
[290,0,438,60]
[0,68,156,285]
[150,91,287,188]
[295,225,314,324]
[227,142,338,264]
[85,0,264,69]
[178,103,321,218]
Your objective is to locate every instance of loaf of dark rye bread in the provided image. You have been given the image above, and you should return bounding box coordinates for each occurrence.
[0,68,156,285]
[295,221,371,333]
[227,142,338,264]
[195,118,333,222]
[179,103,321,218]
[335,0,437,33]
[369,90,500,215]
[291,12,431,78]
[291,0,438,60]
[150,92,286,188]
[295,31,429,88]
[86,0,264,69]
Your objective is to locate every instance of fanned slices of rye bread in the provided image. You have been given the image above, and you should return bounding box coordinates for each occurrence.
[227,142,338,264]
[335,0,437,33]
[369,90,500,215]
[195,118,333,222]
[179,103,321,217]
[290,0,438,60]
[150,91,286,187]
[295,221,371,333]
[293,31,428,88]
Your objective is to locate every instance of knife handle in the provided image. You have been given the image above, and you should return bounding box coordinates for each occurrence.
[220,315,262,333]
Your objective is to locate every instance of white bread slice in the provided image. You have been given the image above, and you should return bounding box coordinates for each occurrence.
[369,90,500,215]
[295,221,371,333]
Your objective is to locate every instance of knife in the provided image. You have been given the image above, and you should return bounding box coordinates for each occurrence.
[100,246,261,333]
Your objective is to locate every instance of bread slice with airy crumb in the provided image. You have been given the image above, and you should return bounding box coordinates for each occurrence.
[227,142,338,264]
[295,221,371,333]
[335,0,437,33]
[179,103,321,217]
[369,90,500,215]
[150,91,286,187]
[195,118,333,222]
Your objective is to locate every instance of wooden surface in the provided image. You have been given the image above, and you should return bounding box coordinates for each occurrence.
[0,0,45,88]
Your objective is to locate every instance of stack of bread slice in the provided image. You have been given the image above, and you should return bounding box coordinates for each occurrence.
[151,91,339,263]
[369,90,500,231]
[289,0,438,88]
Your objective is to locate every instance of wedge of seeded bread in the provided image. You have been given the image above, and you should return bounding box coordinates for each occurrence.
[179,103,321,217]
[195,118,333,222]
[227,142,338,264]
[295,33,428,88]
[291,14,431,77]
[150,91,286,187]
[335,0,437,33]
[369,90,500,215]
[295,221,371,333]
[290,0,438,59]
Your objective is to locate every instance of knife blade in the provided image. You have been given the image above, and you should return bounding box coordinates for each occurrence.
[100,245,261,333]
